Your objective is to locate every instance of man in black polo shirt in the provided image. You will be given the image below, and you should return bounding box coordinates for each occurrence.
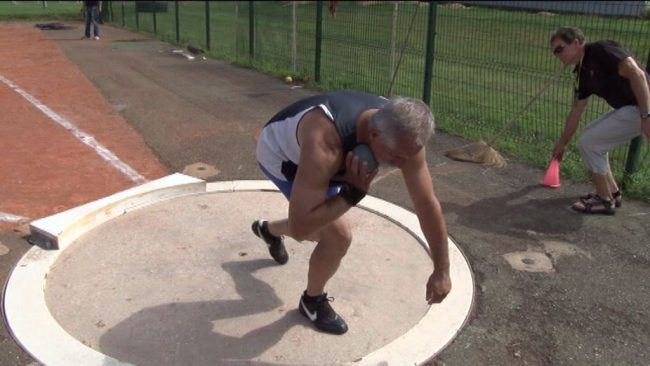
[549,26,650,215]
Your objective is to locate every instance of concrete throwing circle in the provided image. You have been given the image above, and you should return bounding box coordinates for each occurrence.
[3,177,474,366]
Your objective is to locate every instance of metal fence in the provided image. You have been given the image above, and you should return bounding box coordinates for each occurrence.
[105,1,650,200]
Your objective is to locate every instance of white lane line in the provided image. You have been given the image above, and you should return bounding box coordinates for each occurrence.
[0,212,28,223]
[0,74,147,184]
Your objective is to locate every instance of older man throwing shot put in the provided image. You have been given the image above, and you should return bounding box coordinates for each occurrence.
[252,90,451,334]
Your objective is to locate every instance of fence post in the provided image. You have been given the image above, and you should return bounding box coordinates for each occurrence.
[315,0,323,83]
[622,136,642,190]
[136,6,139,30]
[249,1,255,60]
[175,0,180,43]
[205,0,210,50]
[292,1,297,73]
[390,2,398,83]
[621,51,649,190]
[121,1,125,27]
[153,6,157,34]
[422,1,437,105]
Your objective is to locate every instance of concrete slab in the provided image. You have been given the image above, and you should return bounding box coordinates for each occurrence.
[4,175,473,366]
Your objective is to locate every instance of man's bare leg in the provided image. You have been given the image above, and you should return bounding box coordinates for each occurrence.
[266,216,351,295]
[305,217,352,296]
[592,172,612,199]
[267,219,288,237]
[257,217,352,333]
[267,219,320,242]
[298,217,351,334]
[604,169,619,194]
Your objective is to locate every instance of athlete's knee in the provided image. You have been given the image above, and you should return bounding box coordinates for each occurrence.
[321,220,352,255]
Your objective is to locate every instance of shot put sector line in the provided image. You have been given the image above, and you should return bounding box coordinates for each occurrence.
[0,74,146,184]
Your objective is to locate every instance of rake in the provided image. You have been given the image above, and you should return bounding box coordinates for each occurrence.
[445,64,568,168]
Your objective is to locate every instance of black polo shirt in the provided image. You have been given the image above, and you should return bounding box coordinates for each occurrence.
[574,40,646,109]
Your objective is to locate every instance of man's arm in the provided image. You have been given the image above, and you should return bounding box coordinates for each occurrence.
[401,148,451,304]
[287,109,375,241]
[553,97,589,159]
[618,57,650,138]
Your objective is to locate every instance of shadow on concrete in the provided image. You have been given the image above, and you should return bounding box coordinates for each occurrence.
[99,259,303,366]
[443,184,585,239]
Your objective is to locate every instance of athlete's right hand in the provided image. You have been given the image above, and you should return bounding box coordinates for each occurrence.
[344,152,377,192]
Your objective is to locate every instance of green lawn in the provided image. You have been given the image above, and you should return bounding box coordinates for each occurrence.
[0,1,81,20]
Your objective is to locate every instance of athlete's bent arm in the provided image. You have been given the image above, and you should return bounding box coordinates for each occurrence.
[287,110,375,241]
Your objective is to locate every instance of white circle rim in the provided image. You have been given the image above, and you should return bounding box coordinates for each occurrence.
[2,176,474,366]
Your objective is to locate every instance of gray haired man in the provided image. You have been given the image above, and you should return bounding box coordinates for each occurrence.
[252,91,451,334]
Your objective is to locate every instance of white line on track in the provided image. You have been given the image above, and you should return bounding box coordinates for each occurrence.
[0,212,28,223]
[0,74,147,184]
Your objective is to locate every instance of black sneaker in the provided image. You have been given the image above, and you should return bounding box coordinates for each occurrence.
[251,219,288,264]
[299,292,348,335]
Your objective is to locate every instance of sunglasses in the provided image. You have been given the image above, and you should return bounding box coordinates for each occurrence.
[552,44,566,55]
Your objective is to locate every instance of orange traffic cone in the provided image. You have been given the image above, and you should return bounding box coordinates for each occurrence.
[542,158,561,188]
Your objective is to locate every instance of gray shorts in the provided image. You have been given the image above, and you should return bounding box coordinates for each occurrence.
[578,105,642,175]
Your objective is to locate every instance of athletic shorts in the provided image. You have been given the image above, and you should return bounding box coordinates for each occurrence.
[258,163,340,199]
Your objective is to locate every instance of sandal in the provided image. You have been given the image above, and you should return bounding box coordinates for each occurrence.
[572,195,616,215]
[580,190,622,208]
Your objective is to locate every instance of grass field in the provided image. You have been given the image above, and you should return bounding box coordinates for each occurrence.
[3,1,649,199]
[0,1,82,21]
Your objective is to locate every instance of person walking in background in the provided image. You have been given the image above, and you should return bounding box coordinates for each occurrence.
[252,91,451,334]
[549,26,650,215]
[82,0,102,40]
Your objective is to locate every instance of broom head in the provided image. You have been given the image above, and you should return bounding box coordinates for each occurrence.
[445,140,507,168]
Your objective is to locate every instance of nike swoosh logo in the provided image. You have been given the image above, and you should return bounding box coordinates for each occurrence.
[300,300,318,322]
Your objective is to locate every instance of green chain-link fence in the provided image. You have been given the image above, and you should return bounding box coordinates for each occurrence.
[105,1,649,200]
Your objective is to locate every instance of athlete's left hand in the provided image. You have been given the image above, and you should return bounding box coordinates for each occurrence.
[426,270,451,304]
